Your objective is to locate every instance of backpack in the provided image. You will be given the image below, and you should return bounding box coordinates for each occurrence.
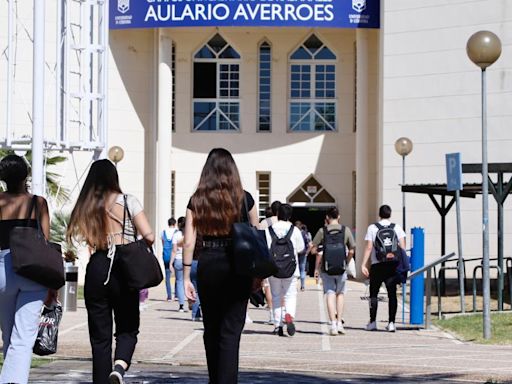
[322,226,347,276]
[374,223,401,263]
[162,229,176,263]
[269,225,296,279]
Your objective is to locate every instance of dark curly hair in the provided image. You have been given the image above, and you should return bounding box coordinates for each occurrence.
[0,154,29,191]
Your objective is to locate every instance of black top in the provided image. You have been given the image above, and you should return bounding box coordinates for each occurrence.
[188,190,255,240]
[0,219,38,250]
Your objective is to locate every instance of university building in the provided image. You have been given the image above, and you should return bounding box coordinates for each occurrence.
[1,0,511,278]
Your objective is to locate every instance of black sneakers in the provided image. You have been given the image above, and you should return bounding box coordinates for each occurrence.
[108,364,125,384]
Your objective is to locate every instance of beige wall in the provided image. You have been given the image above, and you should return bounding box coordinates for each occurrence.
[167,27,367,230]
[381,1,512,267]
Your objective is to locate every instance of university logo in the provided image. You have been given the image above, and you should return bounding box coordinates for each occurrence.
[118,0,130,14]
[352,0,366,13]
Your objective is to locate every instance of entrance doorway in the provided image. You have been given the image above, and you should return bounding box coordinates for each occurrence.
[291,206,330,277]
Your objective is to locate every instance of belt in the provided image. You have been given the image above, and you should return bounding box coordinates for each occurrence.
[202,239,232,248]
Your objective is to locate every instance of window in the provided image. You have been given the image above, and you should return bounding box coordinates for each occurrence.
[289,35,337,132]
[172,42,176,132]
[258,41,271,132]
[257,172,271,220]
[171,171,175,218]
[193,34,241,131]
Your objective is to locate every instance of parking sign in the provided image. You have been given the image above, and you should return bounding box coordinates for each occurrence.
[446,153,462,191]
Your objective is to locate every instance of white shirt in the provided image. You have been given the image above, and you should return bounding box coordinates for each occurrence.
[171,230,183,260]
[162,227,177,242]
[265,220,305,277]
[365,219,406,265]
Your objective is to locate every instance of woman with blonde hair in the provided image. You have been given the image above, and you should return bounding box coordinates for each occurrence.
[184,148,258,384]
[67,159,154,384]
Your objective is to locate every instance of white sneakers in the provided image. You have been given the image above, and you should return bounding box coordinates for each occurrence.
[365,321,396,332]
[337,323,346,335]
[365,321,377,331]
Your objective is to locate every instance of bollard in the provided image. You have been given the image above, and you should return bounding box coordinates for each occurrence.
[410,227,425,325]
[59,264,79,311]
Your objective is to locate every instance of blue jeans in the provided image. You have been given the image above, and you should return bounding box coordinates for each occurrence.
[298,253,307,289]
[173,259,185,306]
[0,250,47,384]
[190,260,201,319]
[164,261,172,299]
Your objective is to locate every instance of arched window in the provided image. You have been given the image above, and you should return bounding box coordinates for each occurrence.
[193,34,241,131]
[289,34,336,131]
[258,41,272,132]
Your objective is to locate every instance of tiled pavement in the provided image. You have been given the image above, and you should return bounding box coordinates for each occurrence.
[21,279,512,383]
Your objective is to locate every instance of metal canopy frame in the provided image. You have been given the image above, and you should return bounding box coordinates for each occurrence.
[401,183,476,295]
[462,163,512,310]
[401,162,512,310]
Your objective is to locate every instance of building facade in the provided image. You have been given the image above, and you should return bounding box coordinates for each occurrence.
[1,0,512,278]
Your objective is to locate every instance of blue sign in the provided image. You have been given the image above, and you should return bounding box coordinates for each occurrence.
[110,0,380,30]
[446,153,463,191]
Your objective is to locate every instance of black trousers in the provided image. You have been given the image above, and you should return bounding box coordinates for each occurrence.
[197,246,251,384]
[369,262,400,323]
[84,251,140,384]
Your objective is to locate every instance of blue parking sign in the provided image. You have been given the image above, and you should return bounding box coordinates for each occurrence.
[446,153,462,191]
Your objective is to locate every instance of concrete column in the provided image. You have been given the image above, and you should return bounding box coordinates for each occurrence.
[31,0,45,196]
[156,29,173,252]
[355,29,369,279]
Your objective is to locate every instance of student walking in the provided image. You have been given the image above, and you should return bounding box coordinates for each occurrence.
[0,155,56,384]
[312,207,355,336]
[161,218,177,301]
[171,216,186,312]
[67,159,155,384]
[361,205,406,332]
[183,148,258,384]
[265,204,305,337]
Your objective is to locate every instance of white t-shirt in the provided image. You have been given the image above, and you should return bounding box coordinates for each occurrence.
[171,230,183,260]
[265,220,305,278]
[364,219,406,265]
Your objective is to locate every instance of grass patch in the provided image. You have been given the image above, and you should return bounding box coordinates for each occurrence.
[435,312,512,344]
[0,355,50,369]
[77,285,84,300]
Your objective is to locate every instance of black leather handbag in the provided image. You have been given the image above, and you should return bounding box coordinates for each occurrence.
[231,196,277,279]
[10,196,65,290]
[115,195,163,289]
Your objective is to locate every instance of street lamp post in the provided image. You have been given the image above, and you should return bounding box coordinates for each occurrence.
[395,137,413,324]
[466,30,501,340]
[394,137,413,231]
[108,146,125,167]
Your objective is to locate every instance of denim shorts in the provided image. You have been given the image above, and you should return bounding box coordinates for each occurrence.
[321,272,348,295]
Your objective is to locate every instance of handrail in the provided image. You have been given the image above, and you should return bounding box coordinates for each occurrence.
[407,252,456,329]
[408,252,456,280]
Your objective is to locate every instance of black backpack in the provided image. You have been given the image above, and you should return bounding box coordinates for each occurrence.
[322,226,347,275]
[374,223,401,263]
[269,225,296,278]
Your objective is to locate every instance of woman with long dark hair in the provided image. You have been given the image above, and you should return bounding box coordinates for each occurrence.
[0,154,55,384]
[67,159,154,384]
[183,148,258,384]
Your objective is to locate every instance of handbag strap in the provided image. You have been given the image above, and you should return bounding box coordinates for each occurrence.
[241,192,249,223]
[27,195,43,235]
[122,194,138,242]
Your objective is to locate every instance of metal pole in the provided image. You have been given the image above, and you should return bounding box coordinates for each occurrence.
[481,68,491,339]
[497,172,504,311]
[456,189,465,313]
[32,0,46,196]
[402,155,406,323]
[402,155,406,231]
[6,0,14,146]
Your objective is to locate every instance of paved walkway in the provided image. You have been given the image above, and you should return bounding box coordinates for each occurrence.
[23,279,512,383]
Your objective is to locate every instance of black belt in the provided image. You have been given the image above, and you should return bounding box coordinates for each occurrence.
[202,239,232,248]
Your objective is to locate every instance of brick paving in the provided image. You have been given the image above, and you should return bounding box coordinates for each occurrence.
[19,279,512,382]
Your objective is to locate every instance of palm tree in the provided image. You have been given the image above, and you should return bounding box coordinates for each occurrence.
[0,149,70,203]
